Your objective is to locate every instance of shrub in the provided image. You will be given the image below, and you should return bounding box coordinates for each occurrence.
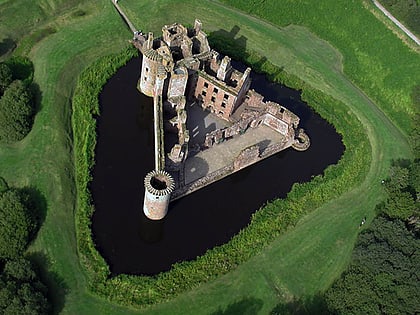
[0,189,37,259]
[0,258,50,315]
[0,63,13,95]
[0,80,34,143]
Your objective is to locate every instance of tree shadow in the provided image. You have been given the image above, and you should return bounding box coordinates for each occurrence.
[210,297,264,315]
[391,158,411,168]
[18,186,47,240]
[28,251,68,315]
[5,56,34,82]
[270,294,329,315]
[0,38,16,57]
[29,81,43,114]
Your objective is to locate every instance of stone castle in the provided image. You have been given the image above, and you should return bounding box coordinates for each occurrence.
[129,19,309,220]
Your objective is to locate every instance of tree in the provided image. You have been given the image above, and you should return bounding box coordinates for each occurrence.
[0,80,33,143]
[0,258,50,315]
[384,165,409,194]
[0,63,12,95]
[0,190,37,259]
[409,159,420,198]
[325,216,420,315]
[383,191,417,219]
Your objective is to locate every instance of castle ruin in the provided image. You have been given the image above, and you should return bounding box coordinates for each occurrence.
[130,19,310,220]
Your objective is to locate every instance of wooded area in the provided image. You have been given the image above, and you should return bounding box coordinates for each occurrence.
[324,158,419,314]
[0,179,50,314]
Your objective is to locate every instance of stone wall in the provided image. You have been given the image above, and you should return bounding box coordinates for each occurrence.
[194,73,236,120]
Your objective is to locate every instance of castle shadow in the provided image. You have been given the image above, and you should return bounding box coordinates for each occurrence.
[208,25,248,60]
[184,156,210,184]
[208,25,285,84]
[139,211,164,243]
[186,102,226,152]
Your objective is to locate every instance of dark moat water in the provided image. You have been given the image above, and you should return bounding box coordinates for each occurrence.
[91,56,345,276]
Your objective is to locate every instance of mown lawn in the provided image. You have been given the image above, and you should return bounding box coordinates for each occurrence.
[0,0,417,314]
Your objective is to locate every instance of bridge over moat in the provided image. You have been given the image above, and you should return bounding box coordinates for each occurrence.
[111,1,310,219]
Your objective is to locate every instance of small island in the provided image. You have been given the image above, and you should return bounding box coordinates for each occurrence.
[130,20,310,219]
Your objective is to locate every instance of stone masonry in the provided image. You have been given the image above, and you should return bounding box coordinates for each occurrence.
[130,19,310,206]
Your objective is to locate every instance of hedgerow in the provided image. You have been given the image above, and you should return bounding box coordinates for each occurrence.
[72,41,370,307]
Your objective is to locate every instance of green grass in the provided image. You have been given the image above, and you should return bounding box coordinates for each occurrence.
[0,0,416,314]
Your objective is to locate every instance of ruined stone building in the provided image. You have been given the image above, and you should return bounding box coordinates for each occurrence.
[131,19,309,219]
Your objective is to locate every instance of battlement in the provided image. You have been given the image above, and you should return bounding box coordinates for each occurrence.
[130,19,310,218]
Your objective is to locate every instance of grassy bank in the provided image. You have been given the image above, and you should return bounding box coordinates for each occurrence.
[0,0,415,314]
[72,40,370,308]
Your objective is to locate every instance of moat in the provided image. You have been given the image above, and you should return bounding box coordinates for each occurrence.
[91,56,345,275]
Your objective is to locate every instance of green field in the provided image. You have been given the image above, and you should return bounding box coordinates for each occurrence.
[0,0,418,314]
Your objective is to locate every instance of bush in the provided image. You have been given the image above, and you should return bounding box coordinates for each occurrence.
[0,189,37,259]
[0,80,34,143]
[0,63,13,95]
[0,258,50,315]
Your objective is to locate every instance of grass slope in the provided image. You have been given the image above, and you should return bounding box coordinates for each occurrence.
[0,0,415,314]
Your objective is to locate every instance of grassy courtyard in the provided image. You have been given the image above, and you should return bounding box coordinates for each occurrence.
[0,0,418,314]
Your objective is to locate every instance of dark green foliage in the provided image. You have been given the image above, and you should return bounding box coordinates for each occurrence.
[380,161,419,219]
[0,80,34,143]
[0,189,37,259]
[384,164,409,193]
[409,159,420,193]
[325,216,420,315]
[410,86,420,156]
[0,258,50,315]
[0,63,13,95]
[382,191,417,219]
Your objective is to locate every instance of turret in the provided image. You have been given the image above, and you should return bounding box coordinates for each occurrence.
[143,170,175,220]
[139,48,162,97]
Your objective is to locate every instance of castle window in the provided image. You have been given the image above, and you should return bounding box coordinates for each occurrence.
[145,67,149,73]
[221,102,226,108]
[224,94,229,100]
[204,82,209,88]
[211,96,216,103]
[202,91,207,96]
[213,87,218,94]
[144,76,147,81]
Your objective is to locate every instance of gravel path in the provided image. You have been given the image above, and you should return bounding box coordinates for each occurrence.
[372,0,420,46]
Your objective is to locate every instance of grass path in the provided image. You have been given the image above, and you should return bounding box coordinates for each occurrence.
[0,0,414,314]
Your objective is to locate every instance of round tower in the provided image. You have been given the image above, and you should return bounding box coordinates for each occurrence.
[139,49,162,97]
[143,170,175,220]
